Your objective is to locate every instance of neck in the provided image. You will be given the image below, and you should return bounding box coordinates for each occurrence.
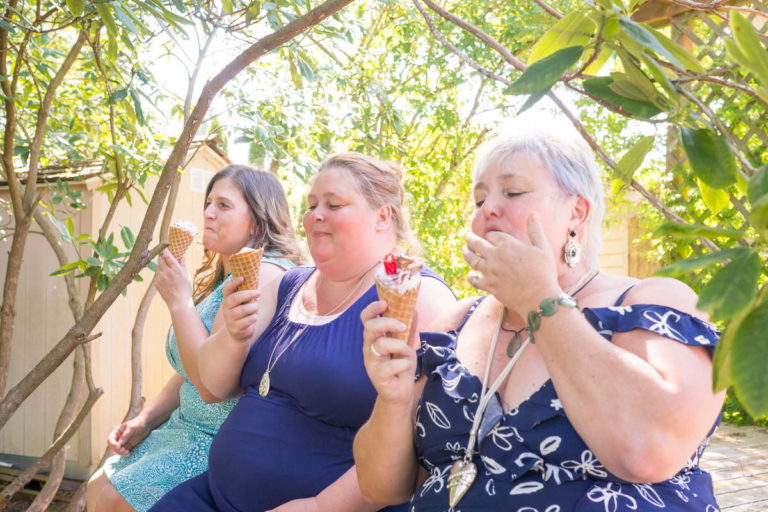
[222,254,231,275]
[309,261,379,316]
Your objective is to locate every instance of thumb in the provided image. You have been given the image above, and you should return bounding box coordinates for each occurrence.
[527,212,551,251]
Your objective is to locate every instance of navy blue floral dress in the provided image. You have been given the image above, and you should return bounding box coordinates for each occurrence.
[412,300,721,512]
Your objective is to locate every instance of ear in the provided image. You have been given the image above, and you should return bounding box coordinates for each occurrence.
[569,195,591,233]
[375,205,393,231]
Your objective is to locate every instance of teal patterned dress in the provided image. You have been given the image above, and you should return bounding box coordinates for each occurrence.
[103,255,294,512]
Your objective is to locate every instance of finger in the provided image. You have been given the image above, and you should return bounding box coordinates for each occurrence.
[230,301,260,321]
[364,316,406,343]
[468,271,485,290]
[464,231,495,255]
[461,245,482,270]
[222,277,244,297]
[371,336,413,359]
[527,212,552,252]
[360,301,388,322]
[226,288,259,307]
[380,356,415,377]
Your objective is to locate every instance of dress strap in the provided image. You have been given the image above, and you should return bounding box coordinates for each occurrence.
[456,296,485,333]
[613,285,635,307]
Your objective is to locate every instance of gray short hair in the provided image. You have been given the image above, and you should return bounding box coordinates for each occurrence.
[473,127,605,268]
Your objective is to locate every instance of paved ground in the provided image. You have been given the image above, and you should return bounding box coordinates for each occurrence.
[702,423,768,511]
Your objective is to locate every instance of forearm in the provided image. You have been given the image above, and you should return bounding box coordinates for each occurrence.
[135,374,183,430]
[198,327,250,400]
[315,466,380,512]
[168,301,219,401]
[353,399,419,505]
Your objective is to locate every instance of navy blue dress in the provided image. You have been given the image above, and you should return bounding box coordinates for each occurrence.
[412,298,721,511]
[151,265,447,512]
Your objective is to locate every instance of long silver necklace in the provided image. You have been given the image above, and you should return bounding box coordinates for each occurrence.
[258,264,377,397]
[447,269,598,507]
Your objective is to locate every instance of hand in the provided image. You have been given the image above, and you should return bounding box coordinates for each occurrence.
[463,212,560,317]
[222,277,261,343]
[155,249,193,312]
[360,301,417,407]
[266,497,320,512]
[106,416,151,457]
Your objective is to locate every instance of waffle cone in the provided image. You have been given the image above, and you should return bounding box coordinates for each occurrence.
[229,248,264,291]
[168,226,194,261]
[376,280,420,342]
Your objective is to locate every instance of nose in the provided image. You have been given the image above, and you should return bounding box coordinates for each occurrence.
[480,195,502,219]
[204,203,215,219]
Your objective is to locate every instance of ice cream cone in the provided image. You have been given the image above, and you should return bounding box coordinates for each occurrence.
[168,223,195,261]
[229,247,264,291]
[375,254,423,343]
[375,280,421,342]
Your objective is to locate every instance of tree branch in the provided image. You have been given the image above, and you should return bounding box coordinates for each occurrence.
[533,0,562,19]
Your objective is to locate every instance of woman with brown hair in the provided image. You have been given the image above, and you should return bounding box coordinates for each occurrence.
[87,165,303,512]
[149,152,457,512]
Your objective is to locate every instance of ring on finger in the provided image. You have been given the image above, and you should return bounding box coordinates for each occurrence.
[370,342,383,358]
[469,273,480,288]
[471,255,483,269]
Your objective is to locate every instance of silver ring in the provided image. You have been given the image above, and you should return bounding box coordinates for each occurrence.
[471,255,483,269]
[370,342,382,357]
[469,274,479,288]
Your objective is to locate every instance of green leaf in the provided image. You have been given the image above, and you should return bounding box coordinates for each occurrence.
[655,247,750,278]
[120,226,135,248]
[0,19,14,32]
[656,221,744,239]
[698,249,760,322]
[505,46,584,95]
[66,217,76,238]
[608,74,654,102]
[582,76,662,119]
[749,194,768,232]
[108,88,129,104]
[614,135,654,183]
[129,89,145,125]
[517,87,550,114]
[66,0,84,17]
[94,3,119,37]
[645,25,705,73]
[680,127,738,189]
[697,178,730,216]
[527,11,596,64]
[50,261,81,277]
[618,18,684,69]
[747,163,768,205]
[730,11,768,86]
[113,5,139,33]
[731,299,768,415]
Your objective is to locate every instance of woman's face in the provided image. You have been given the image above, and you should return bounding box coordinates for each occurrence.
[203,177,255,255]
[471,151,575,251]
[303,167,384,269]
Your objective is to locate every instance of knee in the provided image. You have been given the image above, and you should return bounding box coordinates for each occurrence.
[93,479,135,512]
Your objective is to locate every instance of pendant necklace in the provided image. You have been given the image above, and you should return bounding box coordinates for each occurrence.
[447,269,598,508]
[258,263,378,397]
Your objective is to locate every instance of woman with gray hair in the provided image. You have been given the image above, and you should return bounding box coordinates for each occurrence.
[354,126,724,511]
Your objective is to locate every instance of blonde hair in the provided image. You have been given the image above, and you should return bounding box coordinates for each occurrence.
[316,152,421,254]
[192,165,304,304]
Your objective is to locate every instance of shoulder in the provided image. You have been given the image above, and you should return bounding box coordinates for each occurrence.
[416,276,457,320]
[622,276,706,322]
[425,297,479,332]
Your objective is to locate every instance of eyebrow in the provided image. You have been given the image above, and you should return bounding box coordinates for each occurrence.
[473,172,526,190]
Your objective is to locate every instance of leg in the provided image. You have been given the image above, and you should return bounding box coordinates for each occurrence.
[86,469,137,512]
[148,472,220,511]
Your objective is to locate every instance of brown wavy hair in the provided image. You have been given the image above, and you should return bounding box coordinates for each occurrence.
[192,165,304,304]
[316,152,421,255]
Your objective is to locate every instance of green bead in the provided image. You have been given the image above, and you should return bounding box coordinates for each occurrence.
[528,311,541,331]
[539,297,559,316]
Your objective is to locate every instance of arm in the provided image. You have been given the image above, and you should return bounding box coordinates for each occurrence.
[466,216,724,483]
[198,263,284,400]
[155,249,220,403]
[535,278,724,482]
[354,297,475,505]
[267,467,379,512]
[106,373,183,457]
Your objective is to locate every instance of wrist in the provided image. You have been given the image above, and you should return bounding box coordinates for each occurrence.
[526,292,580,344]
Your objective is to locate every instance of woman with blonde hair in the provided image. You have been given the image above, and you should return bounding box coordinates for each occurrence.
[150,152,456,511]
[87,165,303,512]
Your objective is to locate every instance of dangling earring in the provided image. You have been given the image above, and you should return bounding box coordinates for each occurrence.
[563,230,580,267]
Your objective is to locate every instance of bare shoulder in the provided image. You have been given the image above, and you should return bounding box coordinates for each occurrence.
[623,276,706,321]
[426,296,479,332]
[415,276,458,329]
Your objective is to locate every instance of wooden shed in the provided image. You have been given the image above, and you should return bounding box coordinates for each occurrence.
[0,141,229,479]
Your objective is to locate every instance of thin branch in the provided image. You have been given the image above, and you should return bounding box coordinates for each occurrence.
[667,0,731,9]
[0,388,102,506]
[673,75,768,106]
[420,0,526,72]
[533,0,562,19]
[23,28,88,213]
